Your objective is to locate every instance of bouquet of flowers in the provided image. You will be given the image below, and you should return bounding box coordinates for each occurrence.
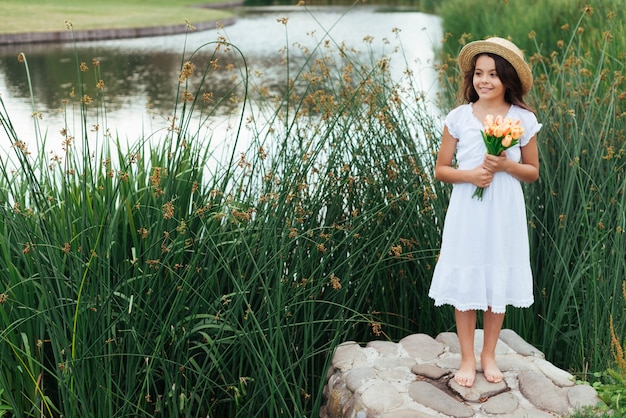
[472,114,525,200]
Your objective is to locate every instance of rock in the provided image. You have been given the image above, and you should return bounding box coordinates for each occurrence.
[380,408,436,418]
[449,372,508,402]
[400,333,445,361]
[373,357,416,370]
[497,352,540,372]
[481,391,518,414]
[367,340,400,357]
[411,363,451,380]
[533,357,576,387]
[320,330,604,418]
[345,367,378,392]
[324,387,352,418]
[506,408,556,418]
[435,331,461,353]
[567,384,604,409]
[360,382,403,412]
[408,381,474,417]
[499,329,545,358]
[518,370,571,415]
[474,329,511,355]
[332,341,368,372]
[378,367,416,391]
[435,353,462,370]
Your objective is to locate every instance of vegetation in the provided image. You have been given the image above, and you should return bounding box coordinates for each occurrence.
[0,0,232,34]
[0,0,625,416]
[1,13,445,416]
[437,0,626,414]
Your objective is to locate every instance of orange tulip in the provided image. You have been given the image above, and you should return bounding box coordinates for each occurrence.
[510,126,524,140]
[474,115,526,200]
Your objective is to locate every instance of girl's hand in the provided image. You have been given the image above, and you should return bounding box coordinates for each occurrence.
[470,164,494,188]
[483,152,510,173]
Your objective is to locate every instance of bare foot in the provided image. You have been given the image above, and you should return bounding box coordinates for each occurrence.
[481,353,503,383]
[454,359,476,387]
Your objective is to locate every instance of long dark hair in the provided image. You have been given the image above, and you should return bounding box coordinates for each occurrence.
[462,52,533,112]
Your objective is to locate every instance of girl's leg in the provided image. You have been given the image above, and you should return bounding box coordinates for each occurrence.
[481,307,505,383]
[454,309,477,387]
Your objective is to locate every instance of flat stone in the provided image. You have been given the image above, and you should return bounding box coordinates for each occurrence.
[435,354,463,370]
[481,391,518,414]
[373,357,416,370]
[400,333,445,361]
[367,340,400,357]
[380,408,436,418]
[378,368,416,392]
[518,370,571,416]
[332,341,367,372]
[567,384,604,409]
[497,353,540,372]
[474,330,511,354]
[449,372,508,402]
[533,357,575,387]
[411,363,451,380]
[360,382,403,412]
[435,332,460,353]
[344,367,378,392]
[408,381,473,417]
[499,329,545,358]
[506,408,556,418]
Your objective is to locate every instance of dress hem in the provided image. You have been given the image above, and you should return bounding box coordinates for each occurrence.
[430,297,534,314]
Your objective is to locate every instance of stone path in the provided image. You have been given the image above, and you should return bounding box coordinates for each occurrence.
[320,329,603,417]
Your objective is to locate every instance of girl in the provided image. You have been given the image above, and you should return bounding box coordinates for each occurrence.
[428,37,541,388]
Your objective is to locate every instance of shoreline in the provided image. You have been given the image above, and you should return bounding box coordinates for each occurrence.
[0,1,243,46]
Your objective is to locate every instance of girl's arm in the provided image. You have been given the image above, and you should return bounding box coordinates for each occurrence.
[483,135,539,183]
[435,126,494,188]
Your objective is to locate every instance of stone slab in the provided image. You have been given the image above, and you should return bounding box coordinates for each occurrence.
[449,372,508,402]
[518,370,571,416]
[408,381,474,417]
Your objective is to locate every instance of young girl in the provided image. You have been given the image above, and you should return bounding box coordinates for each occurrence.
[428,37,541,388]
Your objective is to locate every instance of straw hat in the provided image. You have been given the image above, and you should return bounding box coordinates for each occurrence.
[457,37,533,94]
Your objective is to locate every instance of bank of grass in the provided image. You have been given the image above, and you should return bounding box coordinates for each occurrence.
[1,0,233,34]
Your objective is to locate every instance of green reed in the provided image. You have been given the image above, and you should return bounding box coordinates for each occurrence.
[0,14,449,417]
[2,3,623,415]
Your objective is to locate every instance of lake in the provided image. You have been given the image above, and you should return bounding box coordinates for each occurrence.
[0,5,442,159]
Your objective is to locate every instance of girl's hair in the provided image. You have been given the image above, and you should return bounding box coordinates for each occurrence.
[462,53,533,112]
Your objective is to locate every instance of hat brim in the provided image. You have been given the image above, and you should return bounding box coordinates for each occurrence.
[457,39,533,95]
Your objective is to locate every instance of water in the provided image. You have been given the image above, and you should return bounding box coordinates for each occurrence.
[0,6,442,158]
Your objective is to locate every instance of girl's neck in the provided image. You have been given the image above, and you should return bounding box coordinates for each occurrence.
[472,99,511,120]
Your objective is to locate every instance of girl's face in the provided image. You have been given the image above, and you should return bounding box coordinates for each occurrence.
[473,55,505,101]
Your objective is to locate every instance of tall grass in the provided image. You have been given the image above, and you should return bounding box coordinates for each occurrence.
[2,2,624,416]
[436,0,626,377]
[0,15,446,417]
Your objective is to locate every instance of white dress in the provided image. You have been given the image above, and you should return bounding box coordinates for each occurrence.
[428,103,542,314]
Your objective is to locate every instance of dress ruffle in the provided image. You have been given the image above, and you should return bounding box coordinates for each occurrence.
[428,264,534,314]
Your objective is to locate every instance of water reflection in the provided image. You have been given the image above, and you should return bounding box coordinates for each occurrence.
[0,6,442,153]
